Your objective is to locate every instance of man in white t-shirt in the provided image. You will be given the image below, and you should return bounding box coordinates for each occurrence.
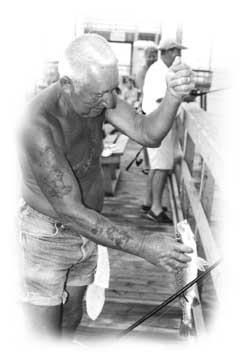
[142,39,187,223]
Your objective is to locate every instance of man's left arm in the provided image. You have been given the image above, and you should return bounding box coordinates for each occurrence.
[105,57,194,147]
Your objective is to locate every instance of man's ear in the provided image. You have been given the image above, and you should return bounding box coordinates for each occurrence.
[59,76,73,94]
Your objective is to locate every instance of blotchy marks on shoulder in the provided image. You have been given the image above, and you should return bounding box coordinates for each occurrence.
[91,216,133,248]
[37,146,73,199]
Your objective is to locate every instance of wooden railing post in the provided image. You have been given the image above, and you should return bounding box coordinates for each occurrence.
[200,165,215,223]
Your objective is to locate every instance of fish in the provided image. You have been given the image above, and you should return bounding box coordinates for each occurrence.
[176,220,208,336]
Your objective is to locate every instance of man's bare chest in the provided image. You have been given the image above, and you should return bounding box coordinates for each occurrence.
[63,116,104,175]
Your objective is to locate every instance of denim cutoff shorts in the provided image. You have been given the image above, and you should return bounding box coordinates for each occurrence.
[19,201,97,306]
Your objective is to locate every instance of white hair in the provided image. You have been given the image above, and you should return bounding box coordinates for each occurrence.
[144,41,158,54]
[58,34,118,89]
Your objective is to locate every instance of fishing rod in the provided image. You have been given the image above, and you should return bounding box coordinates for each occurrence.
[117,259,221,338]
[190,87,230,97]
[125,146,144,171]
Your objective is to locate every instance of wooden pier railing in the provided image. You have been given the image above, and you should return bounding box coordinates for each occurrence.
[170,102,223,333]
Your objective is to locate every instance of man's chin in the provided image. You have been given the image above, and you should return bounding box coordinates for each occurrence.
[93,108,105,116]
[80,107,106,118]
[90,108,105,117]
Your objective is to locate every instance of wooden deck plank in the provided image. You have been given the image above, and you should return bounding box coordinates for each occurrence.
[80,303,181,331]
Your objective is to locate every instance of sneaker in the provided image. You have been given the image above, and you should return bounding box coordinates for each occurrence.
[140,205,168,213]
[146,210,173,224]
[140,205,151,213]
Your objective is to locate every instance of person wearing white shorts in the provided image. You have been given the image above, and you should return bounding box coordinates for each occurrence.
[142,39,187,223]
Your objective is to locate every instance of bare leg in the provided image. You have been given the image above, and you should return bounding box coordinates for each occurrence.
[151,169,168,214]
[23,303,62,337]
[143,169,155,207]
[62,285,87,338]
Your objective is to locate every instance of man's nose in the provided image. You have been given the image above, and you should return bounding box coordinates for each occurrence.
[101,91,117,109]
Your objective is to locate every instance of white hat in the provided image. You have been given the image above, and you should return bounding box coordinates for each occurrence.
[158,38,187,50]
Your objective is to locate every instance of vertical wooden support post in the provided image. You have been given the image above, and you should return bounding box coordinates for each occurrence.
[176,22,183,44]
[180,179,189,219]
[200,94,207,111]
[201,165,215,223]
[181,131,195,219]
[176,114,185,151]
[155,32,160,44]
[184,133,195,176]
[194,158,205,238]
[174,115,185,187]
[130,42,134,75]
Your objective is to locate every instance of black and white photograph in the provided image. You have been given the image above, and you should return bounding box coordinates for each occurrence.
[1,0,248,362]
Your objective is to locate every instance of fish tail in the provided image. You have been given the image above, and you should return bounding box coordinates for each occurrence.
[179,320,193,336]
[179,299,194,337]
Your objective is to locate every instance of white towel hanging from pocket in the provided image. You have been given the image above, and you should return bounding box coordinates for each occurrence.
[86,245,110,320]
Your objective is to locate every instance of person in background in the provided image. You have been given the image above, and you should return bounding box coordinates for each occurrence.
[18,34,194,338]
[141,38,187,223]
[135,42,158,173]
[121,76,140,109]
[35,61,60,94]
[135,42,158,91]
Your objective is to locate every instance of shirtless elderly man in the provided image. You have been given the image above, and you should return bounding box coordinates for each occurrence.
[18,34,195,337]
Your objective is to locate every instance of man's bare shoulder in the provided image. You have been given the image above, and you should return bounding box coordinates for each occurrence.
[20,88,65,151]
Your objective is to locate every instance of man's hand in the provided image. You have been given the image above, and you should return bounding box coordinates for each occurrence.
[140,232,193,272]
[166,56,195,100]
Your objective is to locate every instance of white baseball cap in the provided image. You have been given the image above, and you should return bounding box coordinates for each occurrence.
[158,38,187,51]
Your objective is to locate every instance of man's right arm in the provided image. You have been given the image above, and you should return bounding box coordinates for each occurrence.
[106,58,194,148]
[21,125,192,271]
